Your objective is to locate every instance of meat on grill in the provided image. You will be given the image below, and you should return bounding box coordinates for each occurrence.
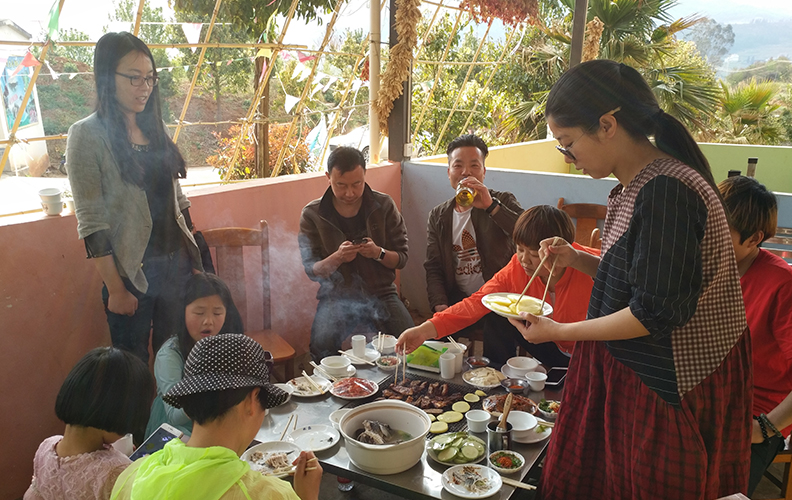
[382,378,466,411]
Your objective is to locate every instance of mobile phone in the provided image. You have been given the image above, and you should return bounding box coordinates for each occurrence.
[351,237,368,245]
[129,423,183,461]
[545,367,568,387]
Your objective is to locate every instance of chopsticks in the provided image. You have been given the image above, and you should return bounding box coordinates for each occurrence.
[516,237,559,310]
[501,477,537,491]
[309,361,338,383]
[279,414,295,441]
[535,418,556,428]
[447,336,464,352]
[301,370,326,395]
[265,457,319,478]
[339,350,376,366]
[539,255,558,313]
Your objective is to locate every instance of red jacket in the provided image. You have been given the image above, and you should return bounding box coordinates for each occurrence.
[429,243,599,354]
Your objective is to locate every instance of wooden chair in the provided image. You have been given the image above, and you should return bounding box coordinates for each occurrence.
[764,450,792,500]
[557,197,607,249]
[201,221,296,381]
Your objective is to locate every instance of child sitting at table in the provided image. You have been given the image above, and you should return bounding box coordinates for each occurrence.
[146,272,244,438]
[397,205,599,366]
[24,347,155,500]
[111,334,323,500]
[718,176,792,496]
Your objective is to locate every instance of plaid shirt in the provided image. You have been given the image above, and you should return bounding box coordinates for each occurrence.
[591,158,746,404]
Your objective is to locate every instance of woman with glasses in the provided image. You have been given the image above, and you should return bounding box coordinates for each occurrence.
[67,32,203,363]
[509,60,751,498]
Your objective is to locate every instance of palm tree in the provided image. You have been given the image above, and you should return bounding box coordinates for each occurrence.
[713,78,782,144]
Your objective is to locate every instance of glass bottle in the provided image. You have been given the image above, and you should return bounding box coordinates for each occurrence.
[747,158,758,178]
[337,476,354,491]
[455,181,476,207]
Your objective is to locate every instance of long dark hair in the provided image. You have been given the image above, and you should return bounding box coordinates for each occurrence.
[94,32,186,186]
[177,273,245,361]
[545,60,718,192]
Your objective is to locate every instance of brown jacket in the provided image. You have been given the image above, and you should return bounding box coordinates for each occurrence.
[424,189,522,311]
[299,184,408,299]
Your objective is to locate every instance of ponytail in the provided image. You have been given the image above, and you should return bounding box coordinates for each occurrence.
[653,111,718,193]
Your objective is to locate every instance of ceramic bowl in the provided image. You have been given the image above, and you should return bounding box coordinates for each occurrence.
[329,408,351,430]
[376,355,401,371]
[373,334,398,354]
[506,356,539,377]
[338,399,431,475]
[497,410,537,440]
[321,355,352,376]
[489,450,526,474]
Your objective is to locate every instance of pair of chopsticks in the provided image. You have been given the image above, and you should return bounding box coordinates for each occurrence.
[301,370,326,395]
[501,477,537,491]
[279,414,300,441]
[447,336,465,352]
[535,417,556,428]
[309,361,338,383]
[516,237,560,313]
[338,350,375,366]
[265,457,319,478]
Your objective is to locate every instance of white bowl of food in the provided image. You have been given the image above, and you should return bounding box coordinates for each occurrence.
[376,355,401,371]
[538,399,560,421]
[338,399,431,475]
[498,410,537,440]
[489,450,525,474]
[321,355,352,377]
[506,356,539,378]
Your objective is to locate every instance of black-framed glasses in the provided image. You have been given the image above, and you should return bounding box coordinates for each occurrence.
[554,107,621,162]
[116,72,159,88]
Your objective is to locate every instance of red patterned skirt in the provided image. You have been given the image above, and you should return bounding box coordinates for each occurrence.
[539,334,751,499]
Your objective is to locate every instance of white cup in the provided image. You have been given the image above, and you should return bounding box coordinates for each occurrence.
[465,409,491,433]
[111,433,134,456]
[351,334,366,358]
[526,371,548,391]
[40,201,63,215]
[38,188,63,216]
[439,352,456,379]
[448,346,464,374]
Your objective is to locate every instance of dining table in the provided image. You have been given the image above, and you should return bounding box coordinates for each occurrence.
[254,358,561,500]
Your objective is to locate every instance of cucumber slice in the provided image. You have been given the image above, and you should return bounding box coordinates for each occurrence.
[453,456,468,464]
[475,390,487,397]
[451,437,464,448]
[472,442,485,454]
[464,393,480,403]
[437,447,457,462]
[461,445,480,460]
[428,413,436,422]
[430,421,448,434]
[433,434,456,445]
[452,401,471,413]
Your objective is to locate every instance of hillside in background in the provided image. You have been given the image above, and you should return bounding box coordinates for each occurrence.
[727,19,792,67]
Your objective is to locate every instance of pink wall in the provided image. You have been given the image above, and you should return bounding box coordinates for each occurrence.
[0,163,402,500]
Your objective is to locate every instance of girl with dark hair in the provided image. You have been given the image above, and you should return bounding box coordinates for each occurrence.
[146,272,244,438]
[24,348,154,500]
[397,205,599,367]
[508,60,751,498]
[67,32,203,364]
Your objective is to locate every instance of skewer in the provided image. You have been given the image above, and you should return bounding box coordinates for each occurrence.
[516,237,559,308]
[301,370,326,394]
[280,414,295,441]
[539,255,558,314]
[338,350,376,366]
[402,349,406,383]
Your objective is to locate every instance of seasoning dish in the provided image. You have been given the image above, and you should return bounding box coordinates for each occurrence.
[465,356,490,369]
[500,378,529,394]
[488,450,525,474]
[376,355,401,371]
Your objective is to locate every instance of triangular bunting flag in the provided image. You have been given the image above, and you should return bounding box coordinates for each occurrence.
[297,51,316,63]
[181,23,202,53]
[298,66,312,82]
[47,0,60,40]
[255,48,272,59]
[291,62,304,80]
[351,80,363,92]
[45,60,59,79]
[280,51,292,60]
[69,73,78,79]
[10,51,40,78]
[322,76,338,92]
[311,83,323,97]
[284,95,300,114]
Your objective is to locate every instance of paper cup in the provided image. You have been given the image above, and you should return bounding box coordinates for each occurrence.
[466,409,491,433]
[439,352,455,379]
[41,201,63,216]
[448,346,464,374]
[351,335,366,358]
[526,371,548,391]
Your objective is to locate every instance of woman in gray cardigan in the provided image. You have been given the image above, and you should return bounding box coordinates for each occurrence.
[67,32,202,363]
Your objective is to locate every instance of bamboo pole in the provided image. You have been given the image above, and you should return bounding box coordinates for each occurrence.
[132,0,146,36]
[369,0,381,164]
[172,0,223,143]
[0,0,66,174]
[0,40,308,50]
[459,26,521,133]
[411,8,464,139]
[416,60,500,66]
[421,0,465,10]
[430,20,492,154]
[271,0,346,176]
[222,0,302,181]
[0,134,68,146]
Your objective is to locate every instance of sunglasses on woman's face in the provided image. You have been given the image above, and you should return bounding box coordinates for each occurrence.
[554,107,621,162]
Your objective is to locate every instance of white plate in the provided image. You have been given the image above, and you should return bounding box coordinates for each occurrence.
[287,424,340,452]
[317,365,356,380]
[341,348,381,365]
[426,433,487,466]
[272,383,294,405]
[442,464,503,499]
[462,367,507,390]
[286,375,333,397]
[241,441,302,475]
[513,425,552,444]
[481,293,553,320]
[330,378,379,400]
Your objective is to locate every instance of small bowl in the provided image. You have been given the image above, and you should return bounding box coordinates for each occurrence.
[376,355,401,371]
[501,378,529,394]
[465,356,490,369]
[497,410,537,440]
[489,450,525,474]
[506,356,539,377]
[538,399,560,421]
[525,371,548,391]
[321,355,352,376]
[372,334,398,354]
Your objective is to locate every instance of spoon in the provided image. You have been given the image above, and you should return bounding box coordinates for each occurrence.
[498,393,514,430]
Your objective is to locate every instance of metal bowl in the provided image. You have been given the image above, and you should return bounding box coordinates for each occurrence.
[465,356,490,369]
[501,378,529,394]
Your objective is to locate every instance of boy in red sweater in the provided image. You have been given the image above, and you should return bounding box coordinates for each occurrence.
[719,176,792,496]
[397,205,598,367]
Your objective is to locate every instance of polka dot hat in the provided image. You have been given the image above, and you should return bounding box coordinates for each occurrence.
[164,333,288,409]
